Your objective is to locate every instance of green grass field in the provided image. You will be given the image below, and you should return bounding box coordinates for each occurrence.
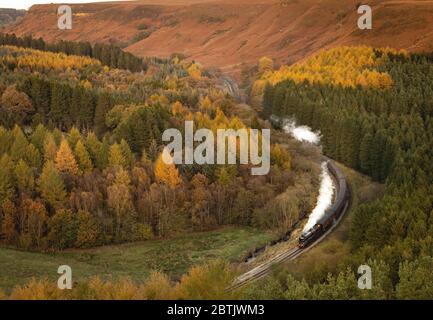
[0,227,274,292]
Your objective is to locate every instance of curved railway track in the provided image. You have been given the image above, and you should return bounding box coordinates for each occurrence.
[228,159,351,291]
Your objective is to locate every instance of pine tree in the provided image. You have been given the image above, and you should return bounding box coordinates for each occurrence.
[80,90,95,129]
[50,83,70,129]
[94,93,111,137]
[70,87,82,127]
[359,133,373,175]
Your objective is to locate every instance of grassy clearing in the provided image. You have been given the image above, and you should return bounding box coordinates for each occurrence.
[0,227,274,292]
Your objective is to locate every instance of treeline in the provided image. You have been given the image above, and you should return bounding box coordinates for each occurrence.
[261,48,433,295]
[0,77,119,133]
[4,255,433,299]
[244,256,433,300]
[0,33,145,72]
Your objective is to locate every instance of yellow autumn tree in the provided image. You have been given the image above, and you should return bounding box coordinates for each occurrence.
[172,101,187,116]
[55,139,79,175]
[108,143,126,169]
[187,63,201,79]
[199,96,212,112]
[258,56,274,74]
[74,140,93,173]
[154,153,182,188]
[270,144,291,170]
[256,46,401,91]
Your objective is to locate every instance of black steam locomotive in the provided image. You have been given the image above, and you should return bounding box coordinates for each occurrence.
[298,160,349,249]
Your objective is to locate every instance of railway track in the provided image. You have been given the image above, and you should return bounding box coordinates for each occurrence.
[228,160,350,291]
[228,247,303,291]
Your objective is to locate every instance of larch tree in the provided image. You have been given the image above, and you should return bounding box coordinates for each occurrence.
[38,161,66,208]
[107,168,136,241]
[14,159,34,194]
[67,127,82,149]
[171,101,187,117]
[10,126,29,162]
[108,143,126,169]
[154,153,182,188]
[120,139,135,169]
[43,133,58,163]
[55,139,79,176]
[74,140,93,173]
[0,154,15,203]
[187,63,201,80]
[258,56,274,74]
[24,143,42,170]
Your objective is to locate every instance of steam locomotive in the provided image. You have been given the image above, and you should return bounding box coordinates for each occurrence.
[298,160,349,249]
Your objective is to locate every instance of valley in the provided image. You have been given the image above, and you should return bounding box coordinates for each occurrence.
[0,0,432,301]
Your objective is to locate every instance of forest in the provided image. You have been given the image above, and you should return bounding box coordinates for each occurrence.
[253,46,433,299]
[0,34,308,254]
[1,32,432,299]
[0,32,145,72]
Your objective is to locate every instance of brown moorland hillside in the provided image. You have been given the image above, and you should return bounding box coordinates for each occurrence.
[5,0,433,77]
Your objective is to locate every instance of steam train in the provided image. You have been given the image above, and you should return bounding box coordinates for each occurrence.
[298,160,349,249]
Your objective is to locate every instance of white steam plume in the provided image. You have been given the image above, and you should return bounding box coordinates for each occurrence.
[303,162,335,232]
[282,118,321,145]
[275,115,335,234]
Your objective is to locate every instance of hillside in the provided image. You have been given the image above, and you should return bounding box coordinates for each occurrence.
[5,0,433,78]
[0,8,26,27]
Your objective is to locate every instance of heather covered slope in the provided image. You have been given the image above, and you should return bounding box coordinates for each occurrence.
[0,8,26,27]
[5,0,433,77]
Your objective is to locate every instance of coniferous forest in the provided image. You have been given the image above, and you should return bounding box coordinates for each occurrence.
[255,47,433,299]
